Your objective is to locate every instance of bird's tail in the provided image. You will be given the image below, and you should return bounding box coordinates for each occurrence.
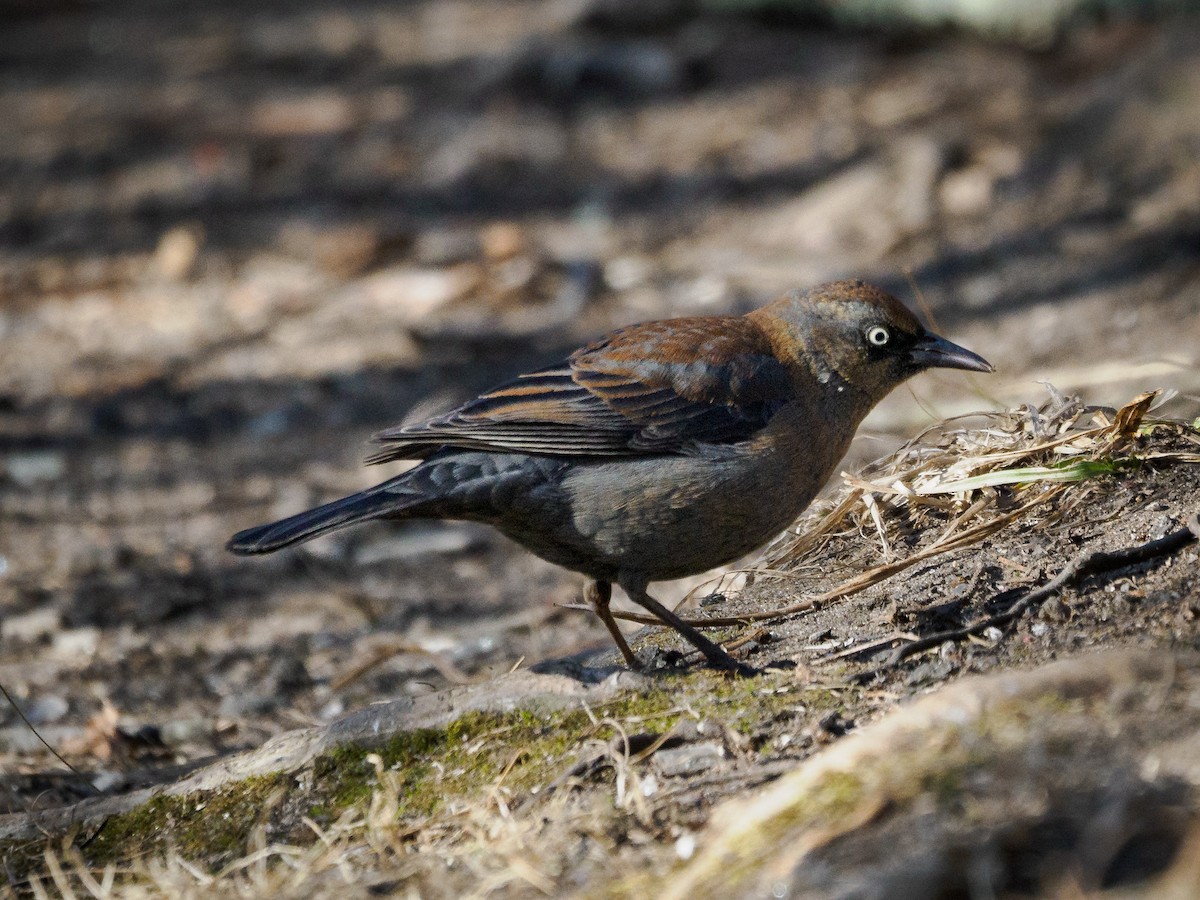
[226,482,416,554]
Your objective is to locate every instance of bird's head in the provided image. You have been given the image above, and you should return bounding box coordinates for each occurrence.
[750,280,993,407]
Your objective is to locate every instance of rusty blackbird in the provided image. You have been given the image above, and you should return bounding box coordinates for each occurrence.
[228,280,992,675]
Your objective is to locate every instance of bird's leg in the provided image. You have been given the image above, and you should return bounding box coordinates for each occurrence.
[586,580,641,668]
[618,574,757,677]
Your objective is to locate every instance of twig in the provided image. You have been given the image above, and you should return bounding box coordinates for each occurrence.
[0,681,101,797]
[859,510,1200,680]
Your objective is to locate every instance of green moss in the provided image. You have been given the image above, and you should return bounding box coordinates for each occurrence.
[297,670,830,827]
[84,772,290,867]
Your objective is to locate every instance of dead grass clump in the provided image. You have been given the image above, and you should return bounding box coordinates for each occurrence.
[20,750,622,899]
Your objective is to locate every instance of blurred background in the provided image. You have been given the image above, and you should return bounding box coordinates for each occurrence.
[1,0,1199,802]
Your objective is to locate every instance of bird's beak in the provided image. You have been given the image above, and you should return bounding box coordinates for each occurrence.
[908,332,994,373]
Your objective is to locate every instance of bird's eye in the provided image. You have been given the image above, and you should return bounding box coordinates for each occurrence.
[865,325,891,347]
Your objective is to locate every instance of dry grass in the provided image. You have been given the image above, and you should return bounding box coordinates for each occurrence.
[16,754,629,899]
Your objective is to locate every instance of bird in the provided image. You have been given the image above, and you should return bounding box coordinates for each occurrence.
[228,280,992,676]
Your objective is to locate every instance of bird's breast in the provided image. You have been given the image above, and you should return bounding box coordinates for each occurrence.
[557,400,857,579]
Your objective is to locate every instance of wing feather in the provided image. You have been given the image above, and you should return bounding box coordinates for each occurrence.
[367,317,793,463]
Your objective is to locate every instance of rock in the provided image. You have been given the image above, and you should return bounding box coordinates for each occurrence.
[160,718,212,747]
[24,694,69,725]
[480,222,527,262]
[653,741,725,777]
[1,607,60,642]
[152,225,203,281]
[5,450,66,486]
[51,627,101,659]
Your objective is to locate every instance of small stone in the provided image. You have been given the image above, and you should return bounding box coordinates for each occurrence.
[674,832,697,861]
[160,718,212,746]
[480,222,526,261]
[25,695,69,725]
[153,225,203,280]
[2,607,60,642]
[52,627,100,659]
[654,741,725,777]
[816,711,853,738]
[940,165,994,216]
[319,699,345,721]
[603,255,651,291]
[5,450,66,486]
[92,770,127,793]
[640,773,659,797]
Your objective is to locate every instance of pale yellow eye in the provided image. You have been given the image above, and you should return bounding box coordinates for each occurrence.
[866,325,891,347]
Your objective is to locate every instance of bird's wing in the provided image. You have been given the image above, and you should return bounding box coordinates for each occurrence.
[367,317,793,462]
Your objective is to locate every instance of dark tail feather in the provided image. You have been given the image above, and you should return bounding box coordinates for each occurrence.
[227,484,413,554]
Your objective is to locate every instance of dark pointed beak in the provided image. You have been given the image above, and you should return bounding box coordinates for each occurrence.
[908,332,994,373]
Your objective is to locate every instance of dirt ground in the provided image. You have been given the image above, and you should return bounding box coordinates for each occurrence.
[2,1,1200,895]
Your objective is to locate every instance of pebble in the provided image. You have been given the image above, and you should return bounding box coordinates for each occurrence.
[653,741,725,777]
[603,255,651,291]
[92,771,127,793]
[319,699,346,721]
[5,450,67,486]
[674,832,697,861]
[160,718,212,746]
[24,695,69,725]
[2,607,60,642]
[480,222,526,261]
[153,225,202,280]
[51,627,101,659]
